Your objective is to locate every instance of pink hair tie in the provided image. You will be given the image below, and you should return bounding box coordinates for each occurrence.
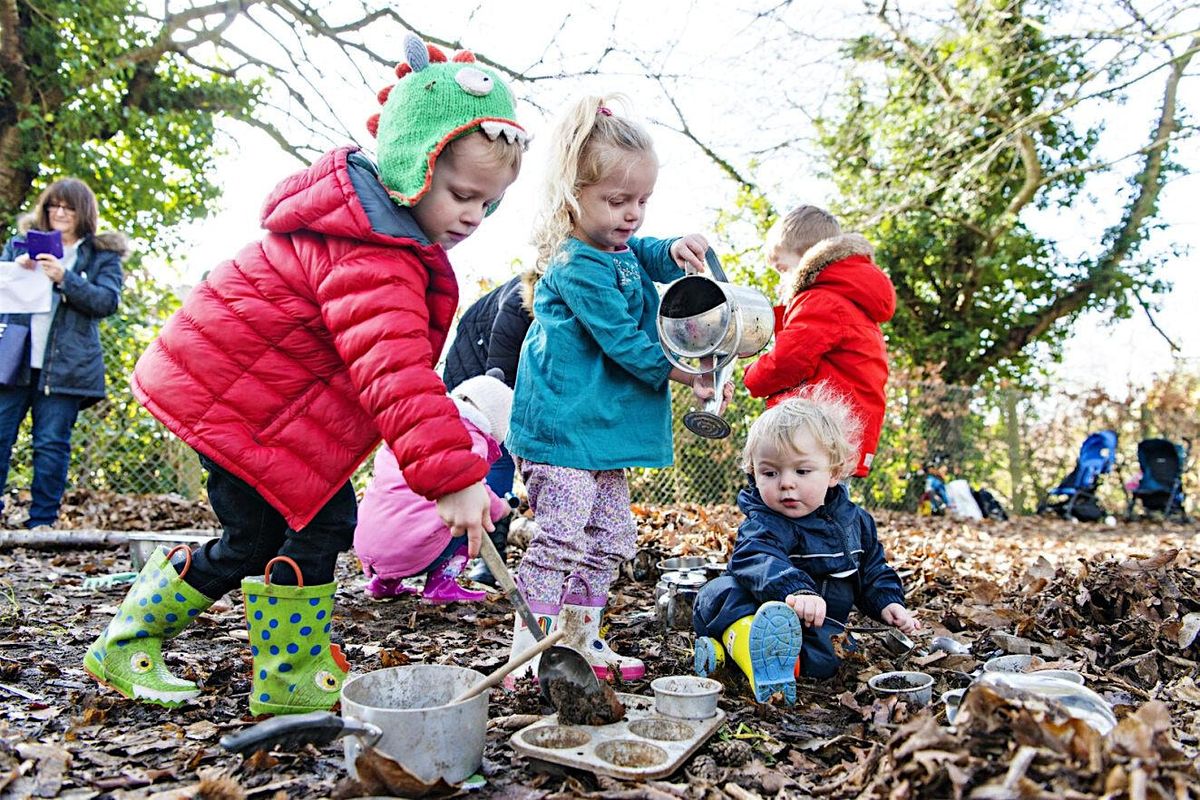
[597,106,612,116]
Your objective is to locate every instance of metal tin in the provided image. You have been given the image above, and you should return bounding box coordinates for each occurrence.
[651,675,722,719]
[655,571,708,631]
[341,664,488,785]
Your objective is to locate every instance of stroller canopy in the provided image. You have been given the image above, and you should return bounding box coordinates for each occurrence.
[1132,438,1184,497]
[1053,430,1118,495]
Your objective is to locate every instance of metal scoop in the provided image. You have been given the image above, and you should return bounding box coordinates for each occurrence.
[826,619,917,656]
[476,534,603,704]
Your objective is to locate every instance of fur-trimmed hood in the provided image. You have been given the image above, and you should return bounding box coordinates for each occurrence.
[782,233,893,323]
[518,265,541,318]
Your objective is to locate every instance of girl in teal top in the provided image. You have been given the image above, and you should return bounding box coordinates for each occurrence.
[504,95,719,684]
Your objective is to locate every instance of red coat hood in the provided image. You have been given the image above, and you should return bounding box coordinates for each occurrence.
[785,234,895,324]
[261,146,428,245]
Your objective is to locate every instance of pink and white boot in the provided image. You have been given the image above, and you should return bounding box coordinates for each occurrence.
[560,595,645,681]
[419,545,489,605]
[501,601,560,690]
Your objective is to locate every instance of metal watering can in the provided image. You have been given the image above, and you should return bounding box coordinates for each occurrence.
[657,250,774,438]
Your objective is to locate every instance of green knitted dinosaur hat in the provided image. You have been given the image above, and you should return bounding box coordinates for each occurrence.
[368,33,529,208]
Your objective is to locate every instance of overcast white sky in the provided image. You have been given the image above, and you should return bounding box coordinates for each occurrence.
[170,1,1198,394]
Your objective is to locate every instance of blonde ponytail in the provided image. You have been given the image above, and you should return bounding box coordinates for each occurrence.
[531,94,655,272]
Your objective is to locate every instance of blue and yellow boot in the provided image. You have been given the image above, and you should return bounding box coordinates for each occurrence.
[83,545,214,707]
[694,635,726,678]
[242,557,350,717]
[706,601,802,704]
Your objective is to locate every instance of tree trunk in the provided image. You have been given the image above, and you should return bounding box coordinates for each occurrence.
[1002,388,1027,514]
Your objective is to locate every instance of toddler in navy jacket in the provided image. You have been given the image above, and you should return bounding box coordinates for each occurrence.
[693,387,918,702]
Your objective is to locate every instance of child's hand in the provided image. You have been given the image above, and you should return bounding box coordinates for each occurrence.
[670,234,709,273]
[785,593,826,628]
[436,483,495,558]
[687,371,735,412]
[881,603,920,634]
[718,380,734,413]
[14,254,32,270]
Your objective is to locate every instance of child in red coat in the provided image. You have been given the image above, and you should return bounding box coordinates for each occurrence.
[743,206,894,478]
[83,33,528,716]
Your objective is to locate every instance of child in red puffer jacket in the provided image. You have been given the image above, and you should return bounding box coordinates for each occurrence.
[743,206,894,479]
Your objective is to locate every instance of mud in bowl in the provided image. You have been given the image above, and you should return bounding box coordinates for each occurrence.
[867,670,934,706]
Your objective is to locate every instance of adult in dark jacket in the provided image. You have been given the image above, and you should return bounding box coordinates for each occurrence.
[692,393,916,703]
[442,269,536,585]
[0,178,126,528]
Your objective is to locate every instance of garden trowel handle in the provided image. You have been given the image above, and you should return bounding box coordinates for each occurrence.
[478,533,545,639]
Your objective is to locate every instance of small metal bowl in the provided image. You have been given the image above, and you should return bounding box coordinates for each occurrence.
[867,670,934,706]
[982,654,1043,673]
[651,675,722,719]
[941,688,966,724]
[656,556,713,574]
[1029,668,1085,685]
[128,532,219,570]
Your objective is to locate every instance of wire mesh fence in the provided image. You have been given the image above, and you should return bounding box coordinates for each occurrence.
[4,331,1194,525]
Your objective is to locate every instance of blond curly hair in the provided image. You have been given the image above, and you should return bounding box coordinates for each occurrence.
[741,383,864,481]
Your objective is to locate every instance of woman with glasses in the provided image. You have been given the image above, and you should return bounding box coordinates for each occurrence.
[0,178,126,528]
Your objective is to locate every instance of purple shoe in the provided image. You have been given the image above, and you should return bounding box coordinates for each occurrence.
[364,575,418,600]
[420,546,489,605]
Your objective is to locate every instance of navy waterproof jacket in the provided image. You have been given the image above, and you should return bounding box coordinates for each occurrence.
[728,484,905,614]
[0,233,124,408]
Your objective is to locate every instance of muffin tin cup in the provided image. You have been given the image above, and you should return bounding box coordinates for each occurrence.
[511,694,725,781]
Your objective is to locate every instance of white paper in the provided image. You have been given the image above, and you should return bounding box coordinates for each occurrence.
[0,261,52,314]
[945,479,984,520]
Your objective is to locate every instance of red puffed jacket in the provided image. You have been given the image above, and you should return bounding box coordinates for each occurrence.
[132,146,487,529]
[743,234,894,477]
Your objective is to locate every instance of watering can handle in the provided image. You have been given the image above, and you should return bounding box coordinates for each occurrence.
[703,248,727,282]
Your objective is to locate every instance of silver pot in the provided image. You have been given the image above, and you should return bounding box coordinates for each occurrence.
[221,664,488,786]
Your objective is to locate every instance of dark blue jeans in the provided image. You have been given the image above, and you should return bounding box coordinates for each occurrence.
[485,444,516,497]
[0,376,82,528]
[176,454,357,598]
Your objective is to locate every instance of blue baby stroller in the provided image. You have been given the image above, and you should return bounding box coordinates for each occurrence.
[1125,438,1190,522]
[1038,430,1118,522]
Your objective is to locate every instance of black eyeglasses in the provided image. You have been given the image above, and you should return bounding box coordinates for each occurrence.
[46,202,76,213]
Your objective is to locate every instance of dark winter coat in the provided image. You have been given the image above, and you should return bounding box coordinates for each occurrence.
[0,232,125,408]
[132,146,488,531]
[693,484,906,678]
[442,272,533,390]
[743,234,894,477]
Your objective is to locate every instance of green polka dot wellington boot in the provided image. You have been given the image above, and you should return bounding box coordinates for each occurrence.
[242,556,350,717]
[83,545,215,708]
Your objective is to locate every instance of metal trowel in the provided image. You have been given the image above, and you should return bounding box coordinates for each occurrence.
[475,533,603,704]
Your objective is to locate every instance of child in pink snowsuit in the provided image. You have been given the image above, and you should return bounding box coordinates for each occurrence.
[355,374,513,603]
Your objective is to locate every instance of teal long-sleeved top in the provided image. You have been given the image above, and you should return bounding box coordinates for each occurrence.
[507,236,683,470]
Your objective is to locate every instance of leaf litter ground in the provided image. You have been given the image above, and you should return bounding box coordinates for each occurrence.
[0,494,1197,799]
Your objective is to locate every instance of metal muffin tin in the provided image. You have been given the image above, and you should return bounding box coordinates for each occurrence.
[510,694,725,781]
